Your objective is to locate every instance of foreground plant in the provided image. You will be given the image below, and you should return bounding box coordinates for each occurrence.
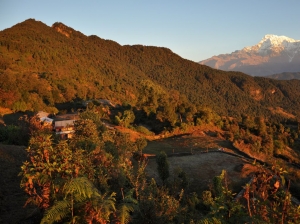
[41,177,115,224]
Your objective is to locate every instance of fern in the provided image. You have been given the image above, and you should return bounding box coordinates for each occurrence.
[92,192,116,216]
[41,177,116,223]
[118,204,134,224]
[64,177,100,199]
[41,200,71,224]
[117,189,137,224]
[197,217,222,224]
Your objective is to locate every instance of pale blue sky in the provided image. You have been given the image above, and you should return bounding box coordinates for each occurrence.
[1,1,300,61]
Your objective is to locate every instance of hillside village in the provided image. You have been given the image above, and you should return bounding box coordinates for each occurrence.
[38,111,78,139]
[35,99,116,139]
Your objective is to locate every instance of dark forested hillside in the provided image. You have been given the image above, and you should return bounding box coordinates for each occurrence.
[1,19,300,120]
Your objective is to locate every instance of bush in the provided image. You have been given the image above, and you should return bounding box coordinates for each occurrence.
[0,125,28,145]
[156,151,170,184]
[179,122,189,132]
[195,118,202,126]
[0,125,8,142]
[135,125,154,136]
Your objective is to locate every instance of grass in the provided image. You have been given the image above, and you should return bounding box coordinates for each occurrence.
[145,152,251,194]
[144,134,230,155]
[143,132,253,194]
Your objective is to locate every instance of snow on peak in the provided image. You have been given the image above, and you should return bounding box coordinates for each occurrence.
[242,34,300,55]
[259,34,297,46]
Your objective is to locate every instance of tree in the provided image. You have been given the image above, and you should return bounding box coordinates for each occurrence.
[136,137,147,155]
[20,134,74,209]
[255,116,267,136]
[202,170,248,223]
[195,107,216,125]
[261,134,274,155]
[114,110,135,128]
[71,119,100,151]
[135,178,183,224]
[156,151,170,184]
[122,110,135,127]
[79,108,106,133]
[170,167,189,194]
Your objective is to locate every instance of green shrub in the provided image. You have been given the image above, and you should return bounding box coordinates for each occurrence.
[180,122,189,132]
[135,125,154,136]
[0,125,28,145]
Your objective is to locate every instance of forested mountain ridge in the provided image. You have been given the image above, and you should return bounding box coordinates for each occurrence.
[1,19,300,120]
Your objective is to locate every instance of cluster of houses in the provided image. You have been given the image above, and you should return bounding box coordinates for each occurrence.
[36,98,115,139]
[37,111,78,139]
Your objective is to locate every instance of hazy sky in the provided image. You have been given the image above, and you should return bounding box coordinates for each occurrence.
[1,0,300,61]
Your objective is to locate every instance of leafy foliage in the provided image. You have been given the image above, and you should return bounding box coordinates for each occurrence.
[18,109,300,223]
[116,189,137,224]
[41,177,116,224]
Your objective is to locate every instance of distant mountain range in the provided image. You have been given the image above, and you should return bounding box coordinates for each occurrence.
[199,35,300,77]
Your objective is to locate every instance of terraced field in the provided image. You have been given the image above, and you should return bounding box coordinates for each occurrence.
[143,133,256,194]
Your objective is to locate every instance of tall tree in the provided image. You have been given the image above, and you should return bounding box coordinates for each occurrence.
[156,151,170,184]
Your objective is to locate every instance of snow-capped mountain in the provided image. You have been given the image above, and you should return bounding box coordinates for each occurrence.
[199,35,300,77]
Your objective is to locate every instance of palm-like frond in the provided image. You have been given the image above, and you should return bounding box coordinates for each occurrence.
[41,200,71,224]
[117,189,137,224]
[64,177,100,200]
[123,189,138,205]
[41,177,116,223]
[198,217,222,224]
[41,177,104,223]
[92,192,116,215]
[83,192,116,223]
[117,203,134,224]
